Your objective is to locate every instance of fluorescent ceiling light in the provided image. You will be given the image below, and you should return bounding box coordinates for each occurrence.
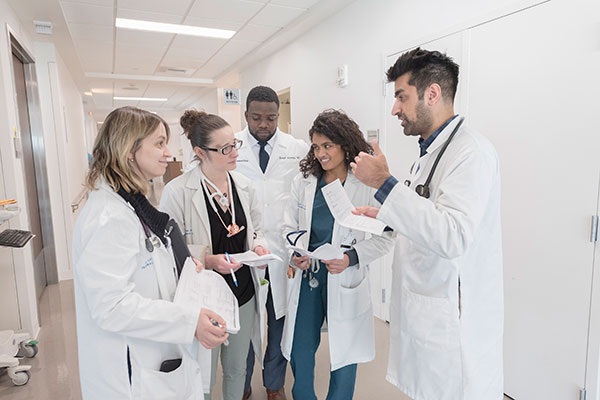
[114,96,168,102]
[116,17,235,39]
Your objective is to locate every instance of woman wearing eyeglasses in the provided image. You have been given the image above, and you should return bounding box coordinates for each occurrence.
[160,110,271,400]
[281,110,395,400]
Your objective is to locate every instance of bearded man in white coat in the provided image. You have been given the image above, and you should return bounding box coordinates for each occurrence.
[235,86,309,400]
[351,48,504,400]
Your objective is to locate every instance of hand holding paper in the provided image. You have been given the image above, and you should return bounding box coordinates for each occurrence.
[321,179,386,235]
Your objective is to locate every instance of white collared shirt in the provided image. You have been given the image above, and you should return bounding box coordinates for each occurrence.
[246,130,277,160]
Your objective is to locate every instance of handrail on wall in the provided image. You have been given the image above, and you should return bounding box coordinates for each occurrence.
[71,187,88,213]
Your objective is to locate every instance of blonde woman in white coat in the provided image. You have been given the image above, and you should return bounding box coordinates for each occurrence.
[159,110,271,400]
[281,110,394,400]
[73,106,228,400]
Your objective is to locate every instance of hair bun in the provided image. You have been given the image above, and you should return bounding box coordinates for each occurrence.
[180,109,207,138]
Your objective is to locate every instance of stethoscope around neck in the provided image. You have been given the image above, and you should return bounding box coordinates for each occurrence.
[404,117,465,199]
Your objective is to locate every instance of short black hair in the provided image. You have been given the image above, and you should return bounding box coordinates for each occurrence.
[246,86,279,110]
[386,47,459,102]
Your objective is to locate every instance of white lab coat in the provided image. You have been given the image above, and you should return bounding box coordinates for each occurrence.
[280,171,394,371]
[159,167,270,368]
[235,127,309,319]
[72,181,203,400]
[378,117,504,400]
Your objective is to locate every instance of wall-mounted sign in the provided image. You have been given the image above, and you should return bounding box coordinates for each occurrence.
[224,88,240,105]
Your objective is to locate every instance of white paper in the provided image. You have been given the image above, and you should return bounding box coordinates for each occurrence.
[289,243,344,260]
[228,250,283,267]
[173,258,240,334]
[321,179,387,235]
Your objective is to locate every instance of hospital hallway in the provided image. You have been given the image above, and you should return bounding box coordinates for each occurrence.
[0,281,413,400]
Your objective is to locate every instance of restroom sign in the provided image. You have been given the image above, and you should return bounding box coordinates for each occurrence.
[224,88,240,105]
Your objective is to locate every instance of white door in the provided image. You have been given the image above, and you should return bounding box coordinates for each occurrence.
[468,1,599,398]
[586,177,600,400]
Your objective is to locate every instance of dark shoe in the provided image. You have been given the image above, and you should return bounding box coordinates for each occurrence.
[242,386,252,400]
[266,388,286,400]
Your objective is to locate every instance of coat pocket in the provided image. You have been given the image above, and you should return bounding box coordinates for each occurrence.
[400,287,459,350]
[138,350,200,400]
[336,275,371,320]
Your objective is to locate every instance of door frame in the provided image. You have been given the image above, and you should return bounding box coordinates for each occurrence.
[7,30,58,289]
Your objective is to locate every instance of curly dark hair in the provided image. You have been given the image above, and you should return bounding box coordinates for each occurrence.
[300,109,373,178]
[386,47,459,102]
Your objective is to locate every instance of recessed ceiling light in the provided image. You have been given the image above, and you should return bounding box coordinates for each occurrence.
[114,96,168,102]
[84,91,92,96]
[115,18,235,39]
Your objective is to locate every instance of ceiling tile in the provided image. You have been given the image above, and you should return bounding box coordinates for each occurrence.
[270,0,319,9]
[60,0,113,7]
[217,39,261,57]
[182,16,243,31]
[193,63,229,79]
[116,28,175,48]
[115,44,166,59]
[250,4,306,27]
[161,47,210,69]
[67,23,113,43]
[169,34,225,53]
[234,24,280,42]
[188,0,264,23]
[118,0,193,16]
[113,83,149,96]
[117,8,184,24]
[143,85,178,98]
[80,57,112,74]
[60,1,114,26]
[114,44,164,73]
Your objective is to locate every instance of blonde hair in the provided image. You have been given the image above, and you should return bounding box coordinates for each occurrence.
[85,106,170,194]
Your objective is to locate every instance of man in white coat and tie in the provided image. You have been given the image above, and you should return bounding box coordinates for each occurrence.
[351,48,504,400]
[235,86,309,400]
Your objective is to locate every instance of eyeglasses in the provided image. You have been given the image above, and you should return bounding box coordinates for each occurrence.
[202,139,243,155]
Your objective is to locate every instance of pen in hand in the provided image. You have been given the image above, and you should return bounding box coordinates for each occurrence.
[210,318,229,346]
[225,252,238,287]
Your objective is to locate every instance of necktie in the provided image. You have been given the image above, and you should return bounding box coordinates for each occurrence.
[259,141,269,173]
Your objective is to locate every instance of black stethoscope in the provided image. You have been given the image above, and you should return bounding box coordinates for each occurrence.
[404,117,465,199]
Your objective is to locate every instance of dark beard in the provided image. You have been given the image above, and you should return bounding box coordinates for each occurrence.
[249,128,276,142]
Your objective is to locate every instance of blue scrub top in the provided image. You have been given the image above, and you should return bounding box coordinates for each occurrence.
[308,174,335,252]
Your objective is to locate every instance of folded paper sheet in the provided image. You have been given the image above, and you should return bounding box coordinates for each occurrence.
[228,250,283,267]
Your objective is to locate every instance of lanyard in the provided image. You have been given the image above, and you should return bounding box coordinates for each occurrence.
[201,172,237,226]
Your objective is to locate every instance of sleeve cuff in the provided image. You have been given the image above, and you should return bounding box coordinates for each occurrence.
[344,249,359,267]
[374,176,399,204]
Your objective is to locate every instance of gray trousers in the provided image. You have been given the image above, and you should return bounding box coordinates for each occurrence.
[205,295,256,400]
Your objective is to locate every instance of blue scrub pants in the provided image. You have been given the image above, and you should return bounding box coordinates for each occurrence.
[290,262,357,400]
[244,278,287,392]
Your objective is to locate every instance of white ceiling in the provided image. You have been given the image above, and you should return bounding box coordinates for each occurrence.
[7,0,355,120]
